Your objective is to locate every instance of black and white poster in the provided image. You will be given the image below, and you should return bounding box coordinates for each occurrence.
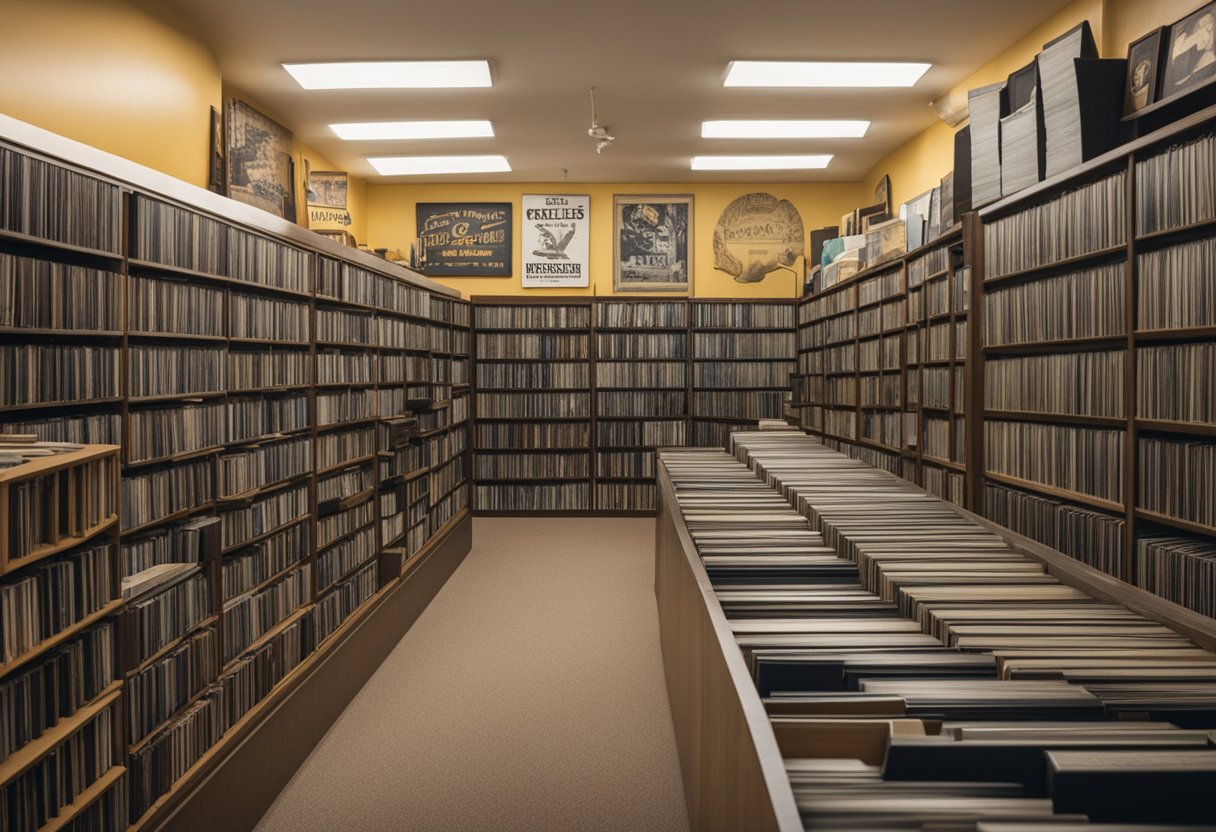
[416,202,512,276]
[613,195,693,293]
[521,194,590,288]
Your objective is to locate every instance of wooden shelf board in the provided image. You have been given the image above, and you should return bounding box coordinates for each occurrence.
[985,409,1127,428]
[38,764,128,832]
[1,515,118,575]
[221,604,312,675]
[1134,509,1216,538]
[127,615,219,678]
[0,227,123,262]
[982,471,1124,515]
[221,515,310,555]
[0,683,122,786]
[982,245,1127,287]
[982,334,1127,355]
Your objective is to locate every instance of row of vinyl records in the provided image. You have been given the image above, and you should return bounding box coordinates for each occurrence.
[0,346,465,407]
[979,238,1216,346]
[982,344,1213,424]
[472,302,795,330]
[1,487,468,826]
[0,147,465,328]
[473,331,796,361]
[798,264,965,328]
[983,421,1216,526]
[806,367,963,412]
[473,481,655,512]
[135,198,465,327]
[667,430,1216,828]
[1,258,467,345]
[475,389,792,418]
[473,449,657,481]
[114,408,463,543]
[474,360,793,390]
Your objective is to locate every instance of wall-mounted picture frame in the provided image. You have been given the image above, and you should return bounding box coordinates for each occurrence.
[1125,27,1167,115]
[1161,2,1216,99]
[308,170,348,209]
[613,195,693,294]
[225,98,293,219]
[521,194,590,288]
[415,202,512,276]
[207,106,224,195]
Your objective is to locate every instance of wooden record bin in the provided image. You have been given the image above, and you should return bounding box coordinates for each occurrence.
[0,444,126,831]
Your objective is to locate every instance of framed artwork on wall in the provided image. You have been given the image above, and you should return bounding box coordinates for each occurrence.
[1161,3,1216,99]
[521,194,590,288]
[415,202,512,276]
[225,98,293,219]
[1125,27,1167,115]
[613,195,693,293]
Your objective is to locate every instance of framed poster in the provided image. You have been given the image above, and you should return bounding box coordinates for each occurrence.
[307,170,353,231]
[225,98,293,219]
[416,203,512,276]
[613,195,693,293]
[207,106,224,195]
[1125,27,1166,114]
[1161,3,1216,98]
[309,170,348,209]
[521,194,590,288]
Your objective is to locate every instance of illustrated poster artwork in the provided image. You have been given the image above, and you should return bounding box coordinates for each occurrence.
[225,98,293,219]
[1162,3,1216,97]
[712,193,805,283]
[613,195,693,293]
[521,194,590,288]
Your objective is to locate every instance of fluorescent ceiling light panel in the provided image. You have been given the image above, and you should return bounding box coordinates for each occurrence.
[368,155,511,175]
[691,155,833,171]
[283,61,492,89]
[702,120,869,138]
[331,121,494,140]
[724,61,930,88]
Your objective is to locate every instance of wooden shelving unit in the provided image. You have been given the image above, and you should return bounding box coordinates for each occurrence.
[0,124,472,830]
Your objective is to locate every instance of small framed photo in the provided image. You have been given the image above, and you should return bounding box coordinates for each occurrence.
[1125,27,1166,114]
[1161,2,1216,99]
[613,195,693,293]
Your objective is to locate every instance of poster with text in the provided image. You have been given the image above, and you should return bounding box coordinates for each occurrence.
[521,194,590,288]
[416,203,512,276]
[613,195,693,293]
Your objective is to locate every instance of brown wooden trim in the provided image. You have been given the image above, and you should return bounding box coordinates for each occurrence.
[654,457,802,832]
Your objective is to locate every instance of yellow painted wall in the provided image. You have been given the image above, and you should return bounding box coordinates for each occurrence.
[1103,0,1202,56]
[0,0,222,189]
[864,0,1210,206]
[223,84,369,244]
[865,0,1104,206]
[365,181,869,299]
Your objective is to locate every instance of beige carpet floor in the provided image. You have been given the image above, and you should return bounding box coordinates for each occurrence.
[255,517,690,832]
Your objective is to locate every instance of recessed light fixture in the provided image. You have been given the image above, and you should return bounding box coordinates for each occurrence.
[283,61,492,90]
[331,121,495,140]
[723,61,930,88]
[691,155,833,171]
[368,155,511,175]
[701,120,869,138]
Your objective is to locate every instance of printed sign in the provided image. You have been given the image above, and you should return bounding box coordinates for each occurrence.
[416,203,512,276]
[521,194,590,288]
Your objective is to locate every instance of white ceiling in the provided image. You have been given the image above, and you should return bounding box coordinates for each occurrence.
[144,0,1075,183]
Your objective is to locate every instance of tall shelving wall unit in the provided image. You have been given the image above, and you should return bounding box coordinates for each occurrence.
[790,104,1216,626]
[470,296,797,515]
[0,118,472,830]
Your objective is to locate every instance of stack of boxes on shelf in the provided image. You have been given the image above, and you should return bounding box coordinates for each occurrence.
[791,102,1216,624]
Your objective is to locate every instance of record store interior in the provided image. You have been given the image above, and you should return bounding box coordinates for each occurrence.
[5,0,1216,830]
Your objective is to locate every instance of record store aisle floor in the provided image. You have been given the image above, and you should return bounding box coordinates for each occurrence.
[255,517,690,832]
